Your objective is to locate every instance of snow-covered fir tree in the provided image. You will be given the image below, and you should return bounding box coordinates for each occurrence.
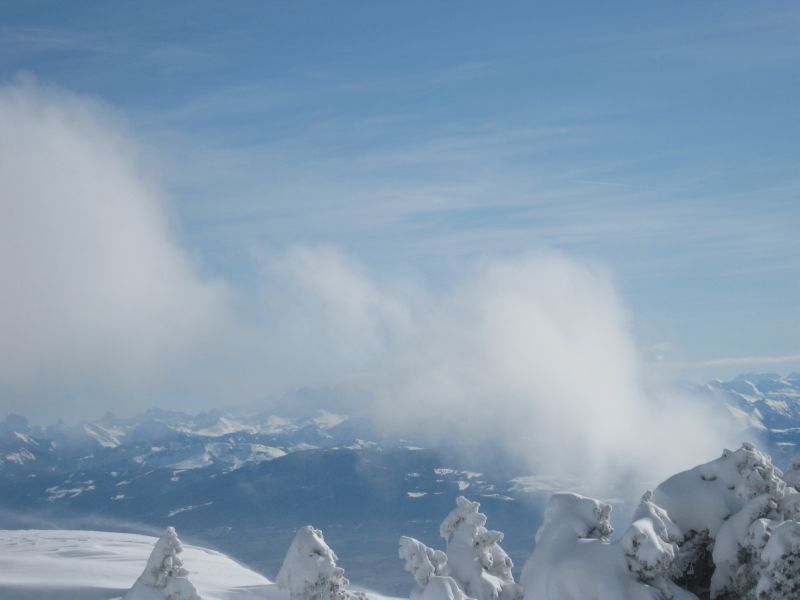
[277,525,363,600]
[399,536,468,600]
[709,494,778,598]
[439,496,522,600]
[124,526,201,600]
[624,491,689,590]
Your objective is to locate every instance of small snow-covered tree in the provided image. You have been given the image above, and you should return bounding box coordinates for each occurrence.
[632,491,684,546]
[439,497,521,600]
[756,520,800,598]
[477,529,515,590]
[709,494,778,598]
[124,526,201,600]
[277,526,361,600]
[399,536,467,600]
[624,491,689,593]
[399,536,448,587]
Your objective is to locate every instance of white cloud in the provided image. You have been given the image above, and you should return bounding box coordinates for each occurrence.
[256,246,732,488]
[0,79,732,488]
[0,78,227,398]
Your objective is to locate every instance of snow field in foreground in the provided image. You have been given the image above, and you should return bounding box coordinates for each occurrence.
[0,529,400,600]
[0,529,273,600]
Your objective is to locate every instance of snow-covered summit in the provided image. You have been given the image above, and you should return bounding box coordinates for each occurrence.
[699,373,800,450]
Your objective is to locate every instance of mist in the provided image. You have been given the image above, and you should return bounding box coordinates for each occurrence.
[0,79,734,489]
[0,78,229,417]
[258,246,734,488]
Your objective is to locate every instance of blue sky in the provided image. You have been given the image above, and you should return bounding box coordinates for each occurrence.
[1,1,799,416]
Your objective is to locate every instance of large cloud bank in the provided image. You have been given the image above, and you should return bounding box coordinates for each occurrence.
[263,246,730,485]
[0,79,227,409]
[0,80,730,484]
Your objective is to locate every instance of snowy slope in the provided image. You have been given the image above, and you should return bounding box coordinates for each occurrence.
[0,530,401,600]
[0,530,273,599]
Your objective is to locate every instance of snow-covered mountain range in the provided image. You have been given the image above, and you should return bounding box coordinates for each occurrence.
[3,441,800,600]
[1,373,799,594]
[697,372,800,463]
[0,402,539,593]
